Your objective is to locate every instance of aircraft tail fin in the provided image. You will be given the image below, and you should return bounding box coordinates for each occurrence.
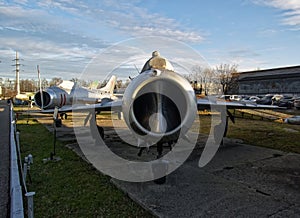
[99,75,116,94]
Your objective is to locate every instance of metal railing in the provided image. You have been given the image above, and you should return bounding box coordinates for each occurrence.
[10,104,35,218]
[10,104,24,218]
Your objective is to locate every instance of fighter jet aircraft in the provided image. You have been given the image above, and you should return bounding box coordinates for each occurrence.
[35,51,283,159]
[34,75,117,109]
[34,75,117,119]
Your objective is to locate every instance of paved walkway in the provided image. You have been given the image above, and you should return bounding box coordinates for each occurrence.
[0,101,11,218]
[112,143,300,217]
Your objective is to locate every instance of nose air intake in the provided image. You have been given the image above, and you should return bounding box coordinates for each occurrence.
[133,92,181,134]
[34,91,51,108]
[122,70,197,143]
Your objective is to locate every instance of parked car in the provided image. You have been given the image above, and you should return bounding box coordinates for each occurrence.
[13,98,28,105]
[230,95,242,101]
[219,95,231,100]
[256,94,274,105]
[272,95,294,108]
[249,96,260,102]
[272,94,284,102]
[240,95,260,103]
[294,97,300,109]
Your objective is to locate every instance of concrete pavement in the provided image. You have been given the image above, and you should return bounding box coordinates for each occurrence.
[0,101,11,218]
[112,142,300,217]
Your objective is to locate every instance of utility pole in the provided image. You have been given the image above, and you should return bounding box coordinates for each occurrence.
[12,51,21,95]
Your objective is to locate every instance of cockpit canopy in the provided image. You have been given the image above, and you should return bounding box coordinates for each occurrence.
[141,51,174,73]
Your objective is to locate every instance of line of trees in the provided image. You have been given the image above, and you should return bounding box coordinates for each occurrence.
[0,76,127,98]
[0,77,96,93]
[187,63,239,95]
[0,63,239,98]
[0,77,87,98]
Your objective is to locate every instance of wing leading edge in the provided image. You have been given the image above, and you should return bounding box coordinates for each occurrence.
[39,97,283,114]
[39,99,123,114]
[197,98,285,110]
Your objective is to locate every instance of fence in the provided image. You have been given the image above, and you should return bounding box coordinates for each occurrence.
[10,104,35,218]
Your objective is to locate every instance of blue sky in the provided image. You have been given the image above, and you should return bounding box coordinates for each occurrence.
[0,0,299,81]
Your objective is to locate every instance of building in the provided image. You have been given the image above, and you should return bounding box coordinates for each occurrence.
[238,65,300,95]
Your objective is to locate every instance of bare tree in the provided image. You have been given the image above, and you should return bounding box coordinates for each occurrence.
[116,80,123,89]
[41,78,49,90]
[20,79,36,92]
[49,77,63,86]
[71,78,89,87]
[214,64,239,95]
[190,65,216,95]
[202,68,216,95]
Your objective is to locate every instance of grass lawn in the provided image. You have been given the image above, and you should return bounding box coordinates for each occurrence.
[17,115,154,217]
[198,110,300,153]
[227,117,300,153]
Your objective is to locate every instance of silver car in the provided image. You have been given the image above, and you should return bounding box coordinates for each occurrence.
[294,97,300,109]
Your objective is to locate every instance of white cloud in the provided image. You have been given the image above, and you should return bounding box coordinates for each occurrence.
[0,35,98,79]
[12,0,28,5]
[0,0,205,79]
[254,0,300,26]
[34,0,205,43]
[120,26,204,43]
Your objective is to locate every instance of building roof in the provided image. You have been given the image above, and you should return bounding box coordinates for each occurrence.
[239,65,300,81]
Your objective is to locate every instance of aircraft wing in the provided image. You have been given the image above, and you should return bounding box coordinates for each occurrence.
[197,98,284,110]
[39,99,122,114]
[39,97,283,113]
[37,96,283,114]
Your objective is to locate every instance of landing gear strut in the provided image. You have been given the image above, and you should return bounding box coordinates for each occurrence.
[85,111,105,143]
[156,141,163,158]
[213,109,235,145]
